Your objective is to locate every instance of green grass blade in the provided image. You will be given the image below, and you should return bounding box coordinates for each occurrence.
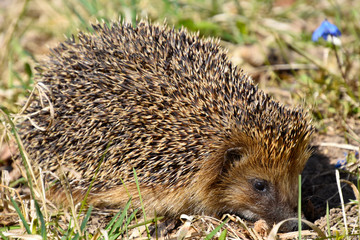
[204,218,229,240]
[105,209,123,232]
[130,0,138,26]
[72,233,80,240]
[127,216,164,231]
[133,168,151,238]
[9,177,27,188]
[108,198,132,237]
[78,0,97,15]
[0,228,9,240]
[80,205,93,233]
[123,209,138,238]
[218,228,227,240]
[34,200,47,239]
[126,209,138,224]
[63,0,88,29]
[110,209,139,240]
[61,218,74,239]
[10,197,31,234]
[78,142,110,216]
[110,231,122,239]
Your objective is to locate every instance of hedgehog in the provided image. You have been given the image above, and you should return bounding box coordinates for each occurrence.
[19,21,313,231]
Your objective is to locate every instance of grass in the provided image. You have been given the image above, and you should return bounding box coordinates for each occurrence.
[0,0,360,239]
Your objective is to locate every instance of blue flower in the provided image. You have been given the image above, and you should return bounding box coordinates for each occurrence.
[335,158,347,169]
[312,19,341,42]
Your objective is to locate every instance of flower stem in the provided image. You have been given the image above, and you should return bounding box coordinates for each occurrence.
[331,37,347,82]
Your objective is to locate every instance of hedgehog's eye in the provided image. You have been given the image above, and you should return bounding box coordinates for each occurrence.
[251,179,268,193]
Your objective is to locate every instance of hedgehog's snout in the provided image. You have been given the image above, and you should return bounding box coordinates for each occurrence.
[263,199,304,232]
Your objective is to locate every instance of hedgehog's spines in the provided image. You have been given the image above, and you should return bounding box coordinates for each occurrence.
[21,21,313,229]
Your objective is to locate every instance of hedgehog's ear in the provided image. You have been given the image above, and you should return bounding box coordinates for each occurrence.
[219,147,244,176]
[224,147,244,164]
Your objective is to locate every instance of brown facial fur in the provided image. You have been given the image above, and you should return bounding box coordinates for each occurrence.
[20,21,313,231]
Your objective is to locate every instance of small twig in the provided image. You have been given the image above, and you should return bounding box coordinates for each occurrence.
[335,170,349,240]
[286,42,329,73]
[331,37,347,82]
[319,142,359,151]
[249,63,318,74]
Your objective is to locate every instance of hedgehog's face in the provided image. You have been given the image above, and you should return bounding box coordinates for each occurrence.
[214,143,310,231]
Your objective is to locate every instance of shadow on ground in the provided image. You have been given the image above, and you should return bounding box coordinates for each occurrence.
[302,146,356,222]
